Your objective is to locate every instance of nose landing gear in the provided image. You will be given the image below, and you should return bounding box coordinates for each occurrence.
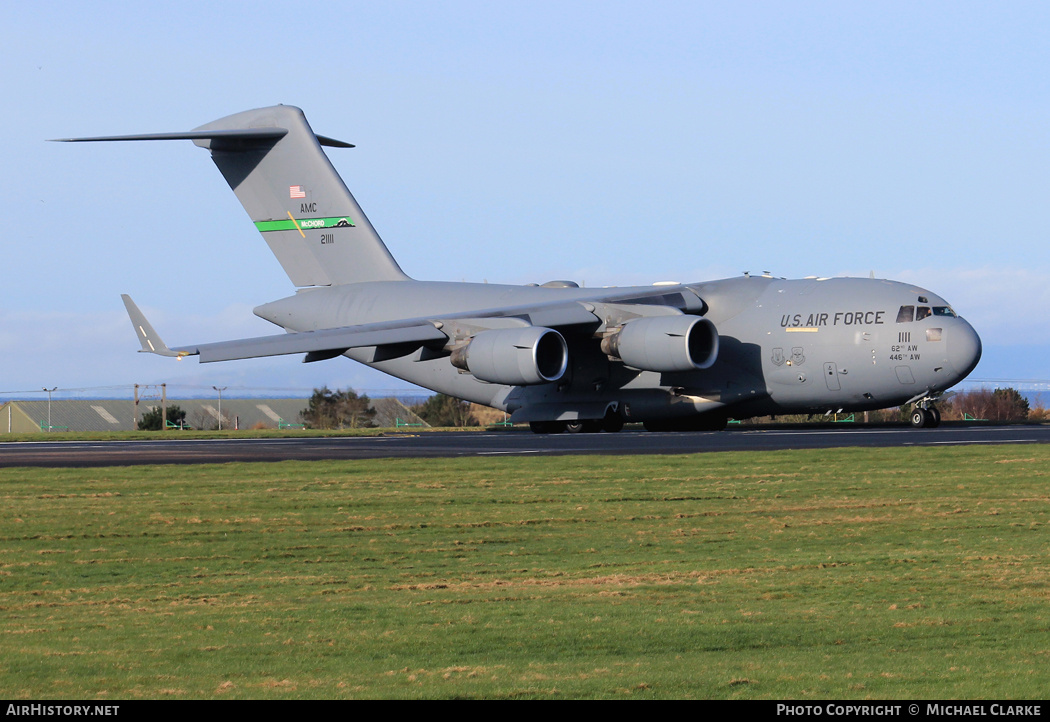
[910,402,942,428]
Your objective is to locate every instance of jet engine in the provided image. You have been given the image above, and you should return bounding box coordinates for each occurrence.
[601,315,718,372]
[450,327,568,385]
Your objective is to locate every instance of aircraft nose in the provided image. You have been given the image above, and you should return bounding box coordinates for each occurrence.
[947,319,982,380]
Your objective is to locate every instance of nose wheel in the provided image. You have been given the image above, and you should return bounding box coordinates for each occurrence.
[910,405,941,428]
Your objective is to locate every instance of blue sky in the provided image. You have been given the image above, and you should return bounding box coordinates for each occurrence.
[2,1,1048,399]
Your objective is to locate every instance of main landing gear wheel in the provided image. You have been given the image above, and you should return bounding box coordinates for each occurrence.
[601,411,624,433]
[532,409,624,434]
[530,420,565,434]
[565,420,602,434]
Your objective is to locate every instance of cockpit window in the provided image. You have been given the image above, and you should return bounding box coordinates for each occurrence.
[898,304,952,323]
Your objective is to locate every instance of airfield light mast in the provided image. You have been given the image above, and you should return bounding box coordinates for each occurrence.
[42,387,57,432]
[213,386,227,431]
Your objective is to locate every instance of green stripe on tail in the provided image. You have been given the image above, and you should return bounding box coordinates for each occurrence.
[254,216,356,232]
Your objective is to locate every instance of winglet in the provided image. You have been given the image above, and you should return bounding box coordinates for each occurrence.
[120,294,192,358]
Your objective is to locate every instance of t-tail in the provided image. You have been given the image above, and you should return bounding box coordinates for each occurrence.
[55,105,409,287]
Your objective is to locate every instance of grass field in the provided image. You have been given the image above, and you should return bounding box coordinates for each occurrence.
[1,445,1048,699]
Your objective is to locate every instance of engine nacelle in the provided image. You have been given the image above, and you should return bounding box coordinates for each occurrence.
[450,327,568,385]
[601,315,718,372]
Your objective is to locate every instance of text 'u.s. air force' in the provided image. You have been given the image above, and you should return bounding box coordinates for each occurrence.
[781,311,886,328]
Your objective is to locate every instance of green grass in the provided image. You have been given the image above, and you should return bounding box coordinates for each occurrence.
[1,445,1048,699]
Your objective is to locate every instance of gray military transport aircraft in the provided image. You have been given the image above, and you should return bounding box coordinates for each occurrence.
[59,105,982,433]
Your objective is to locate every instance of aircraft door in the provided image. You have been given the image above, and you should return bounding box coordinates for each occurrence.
[823,362,841,391]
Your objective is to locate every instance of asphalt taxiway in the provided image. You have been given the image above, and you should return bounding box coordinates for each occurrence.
[0,424,1047,468]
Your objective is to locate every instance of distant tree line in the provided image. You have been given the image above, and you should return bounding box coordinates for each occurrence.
[724,387,1041,426]
[141,387,1042,431]
[941,387,1030,422]
[299,387,376,429]
[410,394,479,427]
[138,404,187,430]
[296,389,489,429]
[859,387,1033,424]
[298,389,494,429]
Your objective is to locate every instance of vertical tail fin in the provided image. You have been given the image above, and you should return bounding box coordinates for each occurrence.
[192,105,408,286]
[56,105,409,287]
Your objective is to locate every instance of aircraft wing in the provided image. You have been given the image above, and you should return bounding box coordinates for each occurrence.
[122,284,706,364]
[123,294,185,357]
[181,323,450,363]
[122,294,448,363]
[121,293,604,364]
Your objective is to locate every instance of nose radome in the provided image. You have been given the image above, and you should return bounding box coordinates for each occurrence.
[948,319,982,380]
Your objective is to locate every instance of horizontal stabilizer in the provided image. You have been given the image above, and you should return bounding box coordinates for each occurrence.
[53,128,355,149]
[51,128,289,144]
[315,135,356,148]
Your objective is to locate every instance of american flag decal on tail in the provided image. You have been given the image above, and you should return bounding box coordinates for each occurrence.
[289,185,306,199]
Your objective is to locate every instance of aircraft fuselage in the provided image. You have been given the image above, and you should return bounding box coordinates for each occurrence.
[253,274,981,425]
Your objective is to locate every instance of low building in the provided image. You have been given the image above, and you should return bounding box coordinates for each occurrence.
[0,397,427,433]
